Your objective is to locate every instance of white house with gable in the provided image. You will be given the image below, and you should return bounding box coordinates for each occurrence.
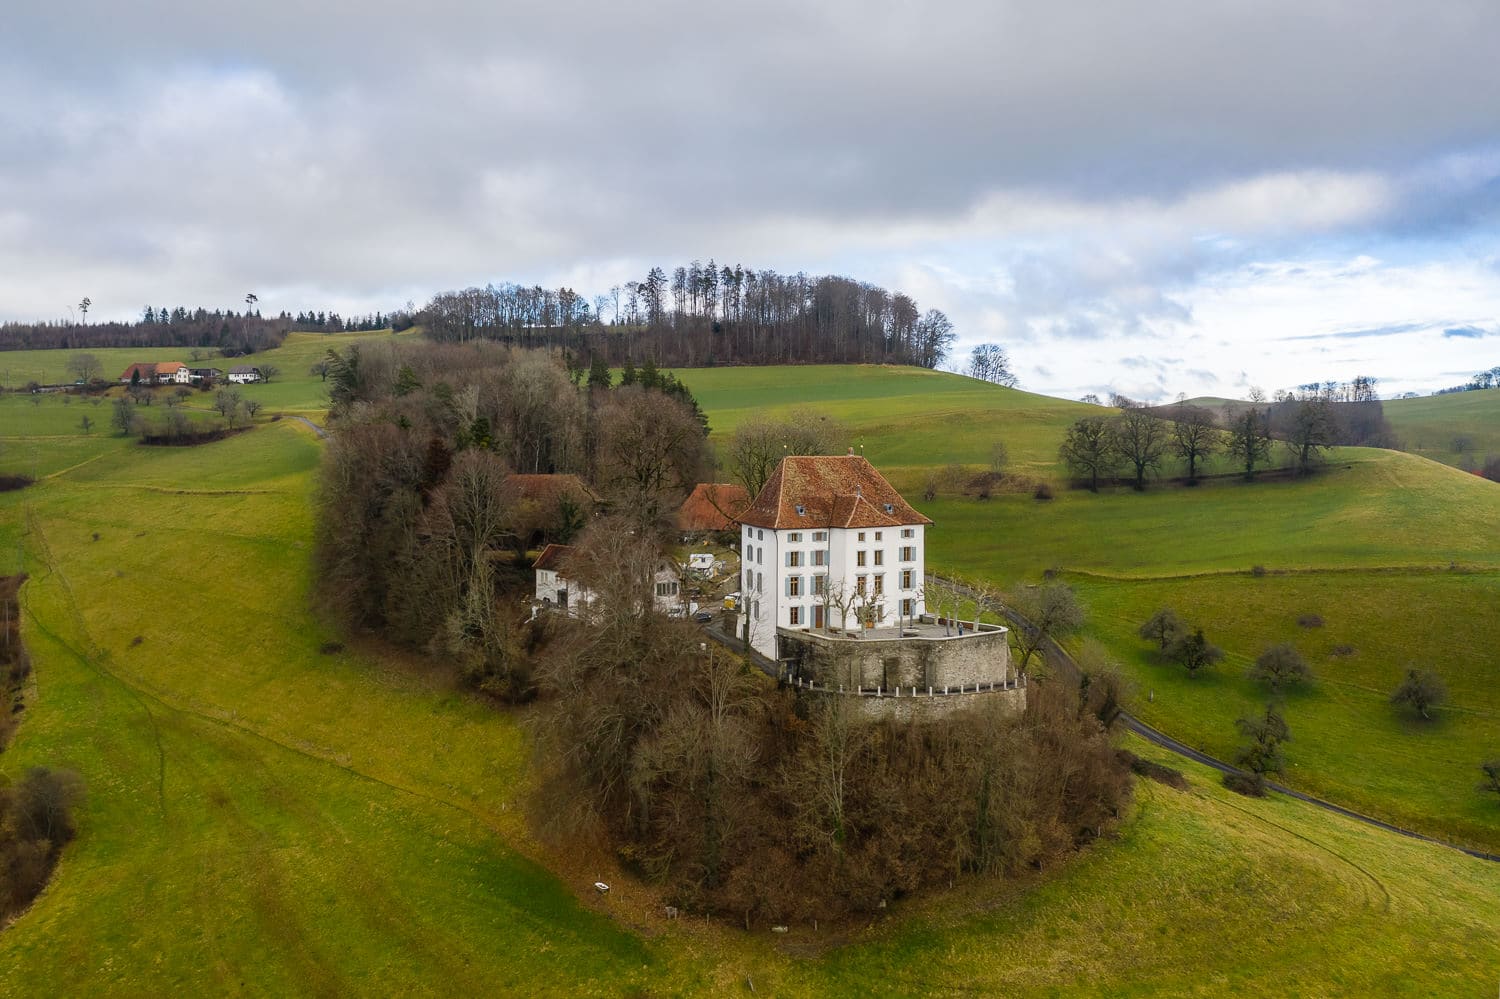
[534,543,687,618]
[736,452,930,660]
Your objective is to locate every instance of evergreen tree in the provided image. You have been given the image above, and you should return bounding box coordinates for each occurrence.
[587,353,612,390]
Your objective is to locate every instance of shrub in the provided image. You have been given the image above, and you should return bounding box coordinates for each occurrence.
[1223,769,1267,797]
[1119,750,1188,789]
[1479,759,1500,798]
[0,767,85,917]
[1250,564,1267,577]
[1296,613,1324,628]
[1033,482,1054,501]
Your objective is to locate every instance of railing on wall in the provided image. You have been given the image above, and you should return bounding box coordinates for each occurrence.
[786,673,1026,699]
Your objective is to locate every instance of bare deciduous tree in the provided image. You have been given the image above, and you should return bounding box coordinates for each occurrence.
[1390,668,1447,720]
[1006,581,1084,673]
[597,387,711,532]
[1286,396,1337,473]
[966,343,1019,387]
[66,353,102,384]
[1227,407,1272,480]
[1171,404,1219,483]
[1248,643,1311,691]
[1113,408,1169,490]
[1059,416,1118,492]
[726,409,847,500]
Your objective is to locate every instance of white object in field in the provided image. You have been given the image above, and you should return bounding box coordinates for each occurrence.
[594,882,610,894]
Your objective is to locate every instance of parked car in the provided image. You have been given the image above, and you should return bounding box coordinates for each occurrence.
[693,610,714,623]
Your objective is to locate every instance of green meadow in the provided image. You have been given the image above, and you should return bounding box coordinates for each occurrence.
[678,366,1500,850]
[1385,388,1500,469]
[1,363,1499,993]
[679,364,1096,477]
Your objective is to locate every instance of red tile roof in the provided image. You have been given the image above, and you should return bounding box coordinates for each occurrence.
[119,362,158,382]
[738,455,932,530]
[676,482,751,532]
[532,543,574,571]
[155,361,186,374]
[504,474,602,506]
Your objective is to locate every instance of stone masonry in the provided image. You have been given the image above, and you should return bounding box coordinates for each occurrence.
[777,617,1026,721]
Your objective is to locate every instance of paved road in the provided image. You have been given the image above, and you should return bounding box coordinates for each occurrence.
[933,575,1500,864]
[286,415,329,440]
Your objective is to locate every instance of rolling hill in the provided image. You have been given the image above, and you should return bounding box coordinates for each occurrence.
[2,358,1499,993]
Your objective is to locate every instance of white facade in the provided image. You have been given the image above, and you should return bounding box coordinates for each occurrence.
[227,367,262,384]
[738,522,926,659]
[534,565,594,612]
[535,560,684,618]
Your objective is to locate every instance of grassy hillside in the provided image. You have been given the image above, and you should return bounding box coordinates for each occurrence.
[1385,388,1500,468]
[674,365,1500,848]
[677,365,1098,478]
[3,382,1500,994]
[1187,389,1500,472]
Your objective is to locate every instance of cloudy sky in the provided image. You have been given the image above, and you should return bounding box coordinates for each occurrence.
[3,1,1499,400]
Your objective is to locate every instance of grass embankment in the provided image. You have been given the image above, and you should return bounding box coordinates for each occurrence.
[1,360,1499,992]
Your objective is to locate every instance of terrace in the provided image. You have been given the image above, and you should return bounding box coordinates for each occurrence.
[780,616,1007,643]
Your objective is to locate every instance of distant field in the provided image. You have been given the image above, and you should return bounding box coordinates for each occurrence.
[0,328,420,414]
[4,373,1500,994]
[1385,388,1500,469]
[677,364,1098,477]
[1186,389,1500,472]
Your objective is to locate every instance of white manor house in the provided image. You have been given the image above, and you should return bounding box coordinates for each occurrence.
[736,451,1022,720]
[737,452,929,658]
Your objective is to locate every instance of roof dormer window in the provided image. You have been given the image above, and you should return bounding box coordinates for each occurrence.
[884,503,894,514]
[795,504,806,516]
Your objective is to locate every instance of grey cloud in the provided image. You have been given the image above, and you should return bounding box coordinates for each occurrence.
[2,3,1499,404]
[1277,323,1428,342]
